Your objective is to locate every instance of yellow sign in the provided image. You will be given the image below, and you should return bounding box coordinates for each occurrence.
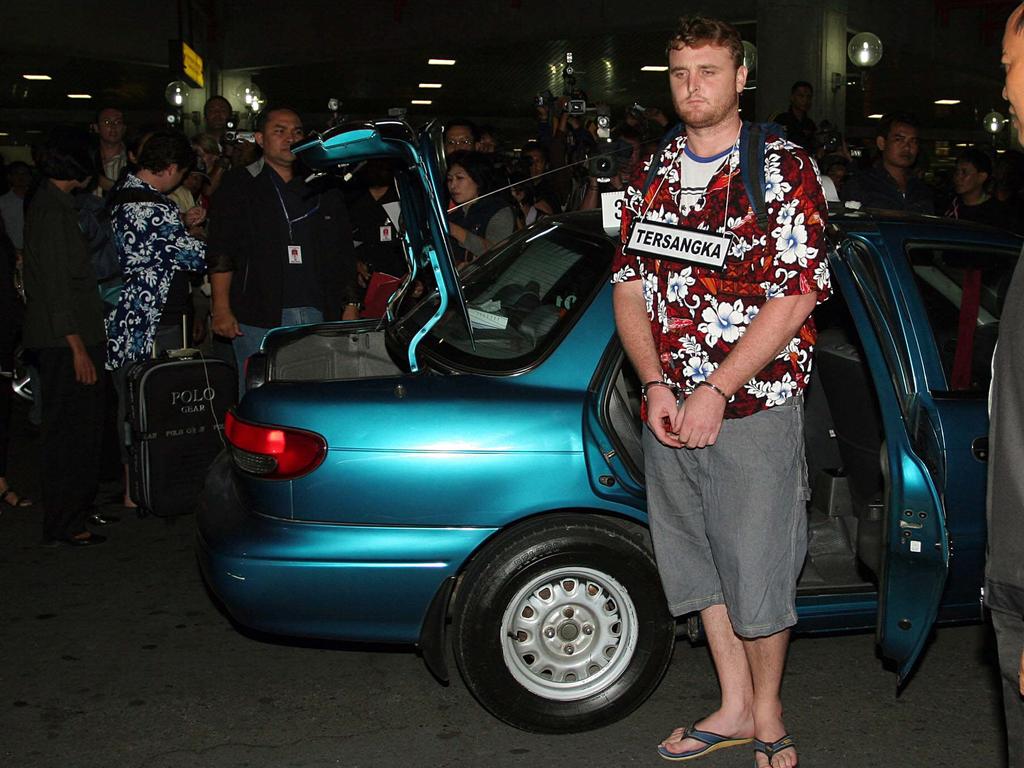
[182,42,204,88]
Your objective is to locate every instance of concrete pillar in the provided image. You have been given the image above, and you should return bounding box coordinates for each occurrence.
[755,0,848,133]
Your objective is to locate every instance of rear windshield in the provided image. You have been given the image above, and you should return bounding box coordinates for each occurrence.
[403,221,613,373]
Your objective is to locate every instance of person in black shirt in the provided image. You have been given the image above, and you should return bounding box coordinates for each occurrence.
[773,81,816,151]
[842,112,935,214]
[348,160,406,283]
[946,148,1011,229]
[207,106,359,395]
[22,128,108,546]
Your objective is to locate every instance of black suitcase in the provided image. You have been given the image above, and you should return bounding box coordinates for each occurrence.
[126,353,236,517]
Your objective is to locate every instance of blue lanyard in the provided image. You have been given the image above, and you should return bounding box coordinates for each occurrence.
[272,181,320,242]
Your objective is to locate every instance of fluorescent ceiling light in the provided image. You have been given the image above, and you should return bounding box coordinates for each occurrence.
[25,130,42,134]
[641,65,668,72]
[418,83,443,89]
[22,74,51,80]
[955,142,969,147]
[868,113,883,119]
[428,58,456,66]
[0,132,8,137]
[934,99,960,105]
[67,93,92,99]
[411,99,433,105]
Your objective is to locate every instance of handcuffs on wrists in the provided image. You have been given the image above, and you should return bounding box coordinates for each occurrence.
[641,379,729,402]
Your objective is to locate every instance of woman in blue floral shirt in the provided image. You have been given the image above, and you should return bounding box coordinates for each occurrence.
[106,130,207,505]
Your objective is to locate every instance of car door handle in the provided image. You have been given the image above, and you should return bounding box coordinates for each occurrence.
[899,519,924,530]
[972,436,988,462]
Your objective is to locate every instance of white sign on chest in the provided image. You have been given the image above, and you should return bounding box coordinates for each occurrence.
[624,220,732,269]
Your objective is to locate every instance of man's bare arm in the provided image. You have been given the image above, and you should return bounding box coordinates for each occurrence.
[210,271,241,338]
[613,281,682,447]
[708,291,818,396]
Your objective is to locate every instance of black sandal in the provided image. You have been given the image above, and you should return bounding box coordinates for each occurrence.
[752,735,796,766]
[0,488,33,508]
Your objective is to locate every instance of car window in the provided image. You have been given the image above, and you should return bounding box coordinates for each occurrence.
[906,244,1018,393]
[843,240,915,397]
[404,223,612,373]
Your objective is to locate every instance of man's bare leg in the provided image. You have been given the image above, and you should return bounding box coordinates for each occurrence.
[660,604,755,755]
[745,629,797,768]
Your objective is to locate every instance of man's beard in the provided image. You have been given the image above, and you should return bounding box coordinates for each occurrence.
[677,95,739,130]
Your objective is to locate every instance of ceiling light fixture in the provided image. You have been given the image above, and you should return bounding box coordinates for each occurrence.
[67,93,92,99]
[428,58,456,66]
[934,99,960,105]
[867,113,883,119]
[418,83,443,89]
[641,65,668,72]
[0,132,8,137]
[411,99,433,105]
[23,74,52,81]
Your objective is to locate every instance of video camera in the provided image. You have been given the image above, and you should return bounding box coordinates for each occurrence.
[585,104,630,182]
[535,52,588,115]
[815,121,843,154]
[223,130,256,143]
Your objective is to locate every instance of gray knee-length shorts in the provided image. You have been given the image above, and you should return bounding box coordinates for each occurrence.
[642,396,809,638]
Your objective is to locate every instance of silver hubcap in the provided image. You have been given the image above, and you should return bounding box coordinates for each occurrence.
[500,566,638,701]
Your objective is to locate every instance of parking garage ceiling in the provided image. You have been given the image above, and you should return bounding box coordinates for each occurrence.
[0,0,1016,145]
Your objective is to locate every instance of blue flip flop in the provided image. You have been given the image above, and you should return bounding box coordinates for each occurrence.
[752,734,797,766]
[657,723,754,761]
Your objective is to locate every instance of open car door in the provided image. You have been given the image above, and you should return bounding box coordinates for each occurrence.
[291,119,470,372]
[830,237,950,685]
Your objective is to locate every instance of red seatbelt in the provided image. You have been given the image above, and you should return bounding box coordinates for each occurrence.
[951,267,982,390]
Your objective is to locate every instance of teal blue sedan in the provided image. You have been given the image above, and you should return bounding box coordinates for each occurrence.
[197,119,1019,733]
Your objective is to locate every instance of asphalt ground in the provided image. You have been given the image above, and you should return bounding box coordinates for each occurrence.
[0,395,1009,768]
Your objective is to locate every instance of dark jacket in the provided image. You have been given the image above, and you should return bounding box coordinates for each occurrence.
[21,180,106,349]
[0,224,20,364]
[206,159,358,328]
[986,250,1024,618]
[841,164,935,215]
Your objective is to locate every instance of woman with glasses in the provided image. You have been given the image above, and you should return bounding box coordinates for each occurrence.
[446,150,515,267]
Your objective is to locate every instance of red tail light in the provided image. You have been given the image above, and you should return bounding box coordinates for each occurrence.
[224,411,327,479]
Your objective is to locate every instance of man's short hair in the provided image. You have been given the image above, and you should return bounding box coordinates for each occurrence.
[255,105,301,133]
[445,119,479,142]
[93,105,123,124]
[666,15,744,69]
[6,160,31,176]
[1015,3,1024,34]
[136,129,195,174]
[523,144,549,162]
[791,81,813,93]
[878,112,921,140]
[204,95,232,117]
[959,147,993,176]
[38,126,94,182]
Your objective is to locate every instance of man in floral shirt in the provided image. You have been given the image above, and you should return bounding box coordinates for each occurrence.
[612,16,829,768]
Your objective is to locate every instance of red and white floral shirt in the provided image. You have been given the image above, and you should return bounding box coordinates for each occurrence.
[611,129,831,419]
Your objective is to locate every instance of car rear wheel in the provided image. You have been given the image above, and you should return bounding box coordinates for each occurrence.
[451,515,675,733]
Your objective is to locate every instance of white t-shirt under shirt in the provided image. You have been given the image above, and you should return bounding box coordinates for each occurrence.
[677,144,733,212]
